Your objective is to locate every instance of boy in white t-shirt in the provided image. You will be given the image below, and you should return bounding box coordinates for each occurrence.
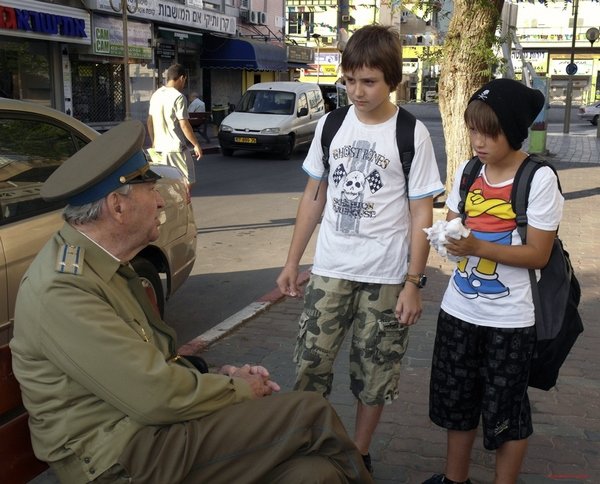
[276,25,444,474]
[424,79,564,484]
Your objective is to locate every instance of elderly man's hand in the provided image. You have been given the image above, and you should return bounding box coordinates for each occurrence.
[219,364,281,398]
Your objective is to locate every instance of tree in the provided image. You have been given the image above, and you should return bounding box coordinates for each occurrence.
[438,0,504,191]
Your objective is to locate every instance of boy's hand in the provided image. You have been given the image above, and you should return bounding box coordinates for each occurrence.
[276,265,302,297]
[395,285,423,326]
[445,232,480,258]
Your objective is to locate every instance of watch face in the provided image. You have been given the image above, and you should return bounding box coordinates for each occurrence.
[419,275,427,288]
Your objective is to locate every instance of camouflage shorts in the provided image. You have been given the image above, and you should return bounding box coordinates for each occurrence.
[293,275,409,406]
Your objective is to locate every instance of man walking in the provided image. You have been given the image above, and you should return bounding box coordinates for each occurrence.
[147,64,201,184]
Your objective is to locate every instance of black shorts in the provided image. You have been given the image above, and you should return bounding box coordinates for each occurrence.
[429,309,536,450]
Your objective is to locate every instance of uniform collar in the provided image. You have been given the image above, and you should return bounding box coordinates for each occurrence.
[57,223,122,282]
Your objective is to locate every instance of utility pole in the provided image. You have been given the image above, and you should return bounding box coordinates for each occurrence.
[111,0,136,120]
[312,34,321,83]
[585,27,600,139]
[563,0,579,134]
[122,2,130,120]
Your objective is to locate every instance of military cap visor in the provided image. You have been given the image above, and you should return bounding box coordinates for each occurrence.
[41,120,161,206]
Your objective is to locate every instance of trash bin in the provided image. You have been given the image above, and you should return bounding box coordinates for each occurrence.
[212,104,228,126]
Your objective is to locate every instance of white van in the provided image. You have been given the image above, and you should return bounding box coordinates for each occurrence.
[218,82,325,159]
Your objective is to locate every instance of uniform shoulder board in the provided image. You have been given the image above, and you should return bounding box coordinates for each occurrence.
[55,244,85,275]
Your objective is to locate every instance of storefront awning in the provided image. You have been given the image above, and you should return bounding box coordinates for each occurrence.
[200,36,288,71]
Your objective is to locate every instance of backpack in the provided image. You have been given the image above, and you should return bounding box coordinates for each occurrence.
[320,105,416,187]
[458,155,584,391]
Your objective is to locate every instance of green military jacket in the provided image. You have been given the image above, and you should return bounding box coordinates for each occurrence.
[10,223,253,482]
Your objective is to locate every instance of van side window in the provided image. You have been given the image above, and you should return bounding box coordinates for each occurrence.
[307,90,324,114]
[0,118,77,223]
[297,93,308,116]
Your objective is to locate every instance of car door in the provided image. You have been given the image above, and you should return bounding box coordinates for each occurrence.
[0,114,86,344]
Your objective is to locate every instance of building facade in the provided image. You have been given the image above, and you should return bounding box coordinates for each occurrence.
[0,0,313,127]
[513,0,600,105]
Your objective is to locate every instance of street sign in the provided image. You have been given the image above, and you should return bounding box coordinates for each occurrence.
[566,62,578,76]
[586,27,599,46]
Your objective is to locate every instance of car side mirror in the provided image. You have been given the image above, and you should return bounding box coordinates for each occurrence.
[297,107,309,117]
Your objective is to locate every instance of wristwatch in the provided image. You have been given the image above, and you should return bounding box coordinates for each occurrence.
[404,273,427,288]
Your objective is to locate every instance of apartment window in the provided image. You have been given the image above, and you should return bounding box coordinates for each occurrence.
[288,11,314,37]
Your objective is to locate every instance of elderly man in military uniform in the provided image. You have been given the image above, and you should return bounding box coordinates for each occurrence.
[9,121,373,484]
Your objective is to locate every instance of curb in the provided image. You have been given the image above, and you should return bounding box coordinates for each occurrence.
[201,145,221,155]
[178,270,311,355]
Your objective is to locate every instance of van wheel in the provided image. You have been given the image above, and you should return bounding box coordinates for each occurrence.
[281,136,294,160]
[131,257,165,317]
[592,115,599,126]
[221,148,234,156]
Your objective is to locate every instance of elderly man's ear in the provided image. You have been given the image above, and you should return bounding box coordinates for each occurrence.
[106,192,126,219]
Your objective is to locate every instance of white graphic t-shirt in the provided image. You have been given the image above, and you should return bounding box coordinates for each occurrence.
[441,161,564,328]
[303,106,444,284]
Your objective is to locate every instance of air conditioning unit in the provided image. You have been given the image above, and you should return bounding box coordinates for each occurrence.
[240,9,250,22]
[250,10,266,24]
[240,0,250,10]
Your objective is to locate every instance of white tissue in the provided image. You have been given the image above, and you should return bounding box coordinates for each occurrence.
[423,218,470,262]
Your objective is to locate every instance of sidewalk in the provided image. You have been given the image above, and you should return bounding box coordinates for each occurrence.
[196,131,600,483]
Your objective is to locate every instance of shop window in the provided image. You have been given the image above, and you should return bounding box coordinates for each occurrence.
[71,61,125,124]
[0,118,81,222]
[0,40,52,105]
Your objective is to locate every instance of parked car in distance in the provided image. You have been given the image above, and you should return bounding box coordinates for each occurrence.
[218,81,325,159]
[0,98,197,345]
[577,101,600,126]
[318,83,349,111]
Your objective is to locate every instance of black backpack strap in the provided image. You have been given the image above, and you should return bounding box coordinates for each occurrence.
[511,155,561,244]
[511,155,562,327]
[395,106,416,188]
[321,105,351,172]
[457,156,482,221]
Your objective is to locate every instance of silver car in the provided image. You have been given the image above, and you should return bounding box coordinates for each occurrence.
[0,99,197,345]
[577,101,600,126]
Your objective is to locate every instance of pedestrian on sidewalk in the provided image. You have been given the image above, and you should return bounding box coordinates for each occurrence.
[10,121,373,484]
[424,79,564,484]
[277,24,444,474]
[147,64,201,184]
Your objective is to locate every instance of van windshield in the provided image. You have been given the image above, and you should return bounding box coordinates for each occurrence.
[236,90,296,115]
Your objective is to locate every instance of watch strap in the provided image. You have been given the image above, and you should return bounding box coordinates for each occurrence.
[405,273,426,288]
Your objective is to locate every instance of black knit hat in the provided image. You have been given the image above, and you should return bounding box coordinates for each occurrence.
[468,78,545,150]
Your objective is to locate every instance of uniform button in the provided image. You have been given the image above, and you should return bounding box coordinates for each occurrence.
[84,457,91,464]
[90,468,96,474]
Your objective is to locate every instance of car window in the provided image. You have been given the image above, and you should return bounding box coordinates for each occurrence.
[237,90,296,115]
[336,86,349,107]
[0,117,83,224]
[307,90,324,114]
[297,93,308,115]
